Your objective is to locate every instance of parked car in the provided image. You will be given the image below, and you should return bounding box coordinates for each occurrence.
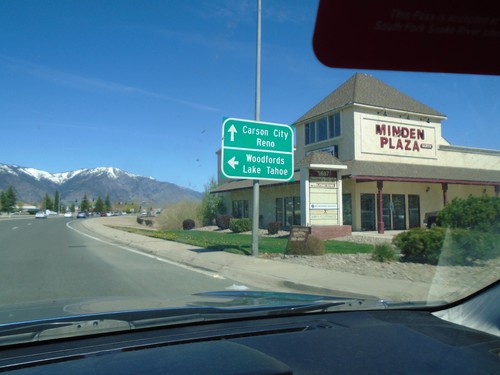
[423,211,440,228]
[76,212,87,219]
[64,212,73,218]
[35,211,47,219]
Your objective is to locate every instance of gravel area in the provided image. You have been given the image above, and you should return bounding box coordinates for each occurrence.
[197,225,499,288]
[106,218,500,289]
[264,253,499,287]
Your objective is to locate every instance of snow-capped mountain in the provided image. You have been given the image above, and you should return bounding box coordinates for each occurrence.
[0,163,201,206]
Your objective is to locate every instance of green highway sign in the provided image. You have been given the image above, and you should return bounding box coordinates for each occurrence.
[221,118,294,181]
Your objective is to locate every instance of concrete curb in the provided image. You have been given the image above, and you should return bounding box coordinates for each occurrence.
[75,217,442,301]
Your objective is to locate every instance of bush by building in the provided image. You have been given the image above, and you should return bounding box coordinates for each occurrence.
[438,195,500,232]
[441,229,499,265]
[229,218,252,233]
[216,214,232,230]
[198,178,226,226]
[182,219,196,230]
[285,235,324,256]
[156,201,200,230]
[267,222,281,235]
[393,226,499,266]
[371,243,398,262]
[392,227,446,265]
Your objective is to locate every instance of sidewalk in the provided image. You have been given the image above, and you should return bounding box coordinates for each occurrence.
[77,217,441,302]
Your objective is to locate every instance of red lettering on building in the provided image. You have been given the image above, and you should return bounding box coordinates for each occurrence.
[375,123,428,152]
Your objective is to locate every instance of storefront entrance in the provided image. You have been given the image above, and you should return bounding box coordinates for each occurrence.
[362,193,418,231]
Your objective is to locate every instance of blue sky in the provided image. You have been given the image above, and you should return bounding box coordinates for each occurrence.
[1,1,499,192]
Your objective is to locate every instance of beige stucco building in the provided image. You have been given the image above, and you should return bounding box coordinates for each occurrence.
[212,73,500,237]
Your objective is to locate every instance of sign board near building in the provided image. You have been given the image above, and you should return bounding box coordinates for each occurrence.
[221,118,294,181]
[361,118,437,159]
[308,169,340,225]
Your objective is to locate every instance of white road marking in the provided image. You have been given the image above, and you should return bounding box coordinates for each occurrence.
[66,221,226,280]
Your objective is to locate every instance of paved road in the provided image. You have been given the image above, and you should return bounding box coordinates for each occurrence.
[0,216,238,323]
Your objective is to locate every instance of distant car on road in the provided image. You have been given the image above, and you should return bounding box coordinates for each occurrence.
[100,212,107,217]
[64,212,73,218]
[35,211,47,219]
[76,212,86,219]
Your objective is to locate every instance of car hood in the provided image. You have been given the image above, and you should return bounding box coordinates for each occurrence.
[0,291,395,325]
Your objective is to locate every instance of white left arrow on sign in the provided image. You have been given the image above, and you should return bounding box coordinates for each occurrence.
[228,156,239,169]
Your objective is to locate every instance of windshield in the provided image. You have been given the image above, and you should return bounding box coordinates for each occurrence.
[0,0,498,339]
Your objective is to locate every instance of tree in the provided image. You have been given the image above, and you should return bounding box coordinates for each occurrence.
[94,196,104,213]
[54,191,60,213]
[80,194,90,212]
[3,186,17,213]
[43,193,53,211]
[104,195,111,212]
[198,178,226,226]
[0,191,5,212]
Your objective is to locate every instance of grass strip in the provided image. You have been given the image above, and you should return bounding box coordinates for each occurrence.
[110,226,374,255]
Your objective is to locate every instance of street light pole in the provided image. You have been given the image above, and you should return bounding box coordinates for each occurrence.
[251,0,262,257]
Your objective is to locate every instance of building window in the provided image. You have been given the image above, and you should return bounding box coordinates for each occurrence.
[232,200,248,219]
[392,194,406,230]
[342,194,352,225]
[328,112,341,138]
[305,122,315,145]
[276,196,300,227]
[293,196,301,226]
[275,198,283,225]
[331,145,339,158]
[317,117,328,142]
[304,112,341,145]
[408,195,420,228]
[360,194,376,231]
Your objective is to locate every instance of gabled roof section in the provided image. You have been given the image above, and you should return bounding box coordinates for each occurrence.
[296,151,344,167]
[294,73,445,124]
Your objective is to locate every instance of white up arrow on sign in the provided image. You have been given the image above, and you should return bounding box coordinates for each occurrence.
[228,156,239,169]
[228,124,237,142]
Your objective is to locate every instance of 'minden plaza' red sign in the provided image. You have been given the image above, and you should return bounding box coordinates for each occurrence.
[375,123,433,152]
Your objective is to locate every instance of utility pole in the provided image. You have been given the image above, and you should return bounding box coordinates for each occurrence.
[252,0,262,257]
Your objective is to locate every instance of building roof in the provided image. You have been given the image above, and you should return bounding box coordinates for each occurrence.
[211,172,300,193]
[344,160,500,185]
[294,73,445,124]
[211,161,499,194]
[296,152,345,168]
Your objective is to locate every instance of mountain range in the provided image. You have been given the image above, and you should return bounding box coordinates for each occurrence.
[0,163,202,207]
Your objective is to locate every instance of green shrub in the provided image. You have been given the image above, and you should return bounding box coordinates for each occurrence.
[229,218,252,233]
[285,235,324,256]
[216,214,232,230]
[198,178,226,226]
[267,222,281,235]
[441,229,500,265]
[438,195,500,232]
[392,227,446,265]
[371,243,397,262]
[182,219,195,230]
[393,226,500,266]
[156,201,201,230]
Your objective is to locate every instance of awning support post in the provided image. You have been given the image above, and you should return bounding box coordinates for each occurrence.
[377,180,384,234]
